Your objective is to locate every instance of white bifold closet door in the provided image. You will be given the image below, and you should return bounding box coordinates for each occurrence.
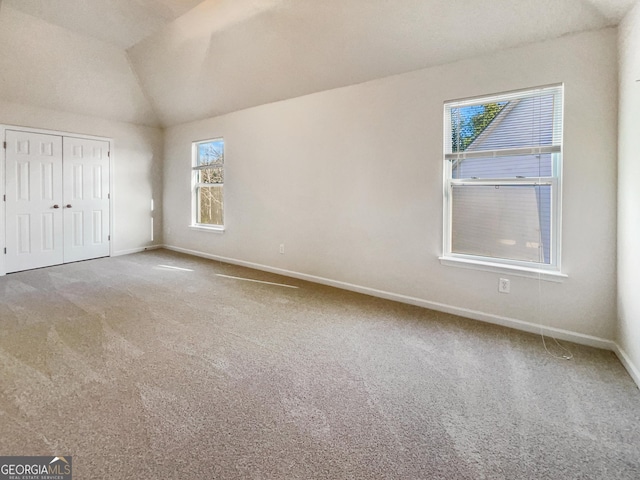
[5,130,110,273]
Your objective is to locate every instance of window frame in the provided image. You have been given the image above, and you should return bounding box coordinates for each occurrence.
[441,85,564,276]
[191,138,225,231]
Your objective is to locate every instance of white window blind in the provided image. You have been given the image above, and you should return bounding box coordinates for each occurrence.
[443,85,563,270]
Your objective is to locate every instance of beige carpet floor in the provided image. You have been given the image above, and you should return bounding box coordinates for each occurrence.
[0,249,638,479]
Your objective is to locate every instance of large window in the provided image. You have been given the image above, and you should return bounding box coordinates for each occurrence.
[443,85,563,272]
[192,138,224,228]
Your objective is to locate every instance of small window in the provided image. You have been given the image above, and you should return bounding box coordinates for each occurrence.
[443,85,563,272]
[192,138,224,227]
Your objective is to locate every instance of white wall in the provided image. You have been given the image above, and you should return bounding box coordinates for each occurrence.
[164,28,618,342]
[617,3,640,384]
[0,100,163,259]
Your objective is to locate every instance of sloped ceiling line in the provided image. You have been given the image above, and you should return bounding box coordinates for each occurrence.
[1,0,638,128]
[127,0,631,127]
[3,0,208,49]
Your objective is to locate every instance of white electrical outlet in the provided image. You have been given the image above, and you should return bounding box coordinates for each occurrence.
[279,244,285,254]
[499,278,510,294]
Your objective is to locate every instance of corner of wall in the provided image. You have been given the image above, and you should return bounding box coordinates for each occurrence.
[616,1,640,390]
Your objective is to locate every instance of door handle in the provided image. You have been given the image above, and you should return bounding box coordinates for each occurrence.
[66,204,72,209]
[53,204,60,209]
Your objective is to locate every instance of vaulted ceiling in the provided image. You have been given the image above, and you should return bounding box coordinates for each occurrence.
[0,0,636,127]
[3,0,205,49]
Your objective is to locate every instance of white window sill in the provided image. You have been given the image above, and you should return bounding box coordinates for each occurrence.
[439,256,567,282]
[189,224,225,233]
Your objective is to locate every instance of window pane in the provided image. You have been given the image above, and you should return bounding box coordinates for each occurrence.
[452,153,552,179]
[450,92,560,153]
[198,166,223,184]
[451,185,551,264]
[451,102,507,152]
[197,185,224,225]
[197,140,224,166]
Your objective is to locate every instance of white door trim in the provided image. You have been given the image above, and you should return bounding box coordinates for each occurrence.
[0,124,113,276]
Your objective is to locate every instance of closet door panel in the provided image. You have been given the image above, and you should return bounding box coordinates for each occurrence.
[5,130,64,273]
[62,137,110,263]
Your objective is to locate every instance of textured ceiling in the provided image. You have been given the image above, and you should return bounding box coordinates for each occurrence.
[128,0,638,126]
[2,0,207,48]
[1,0,637,127]
[0,5,161,126]
[587,0,638,20]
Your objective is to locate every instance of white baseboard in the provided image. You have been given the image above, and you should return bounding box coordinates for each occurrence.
[113,244,162,257]
[163,245,618,348]
[612,344,640,390]
[161,244,639,389]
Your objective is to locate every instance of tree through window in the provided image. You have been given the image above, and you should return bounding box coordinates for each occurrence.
[193,139,224,227]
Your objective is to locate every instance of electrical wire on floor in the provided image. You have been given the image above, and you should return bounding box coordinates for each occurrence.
[536,234,573,361]
[541,332,573,360]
